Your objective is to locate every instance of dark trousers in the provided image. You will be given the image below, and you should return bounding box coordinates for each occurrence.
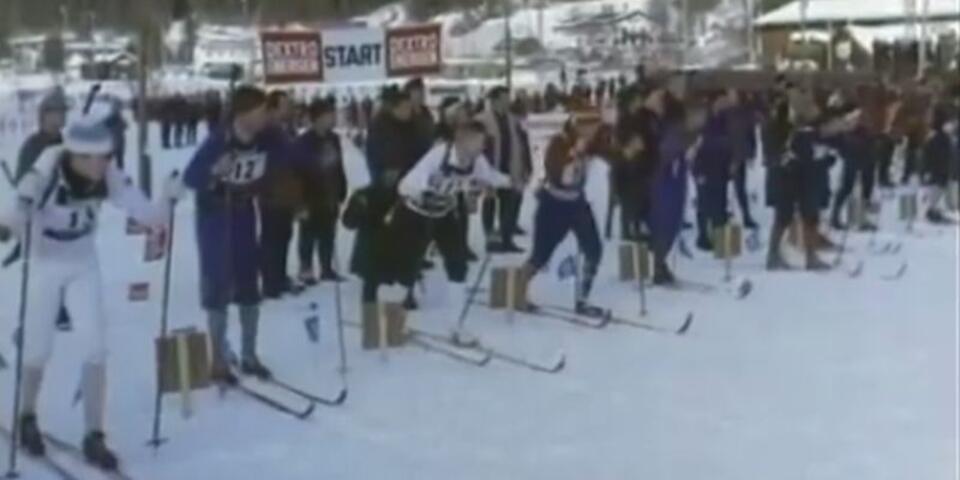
[173,123,185,148]
[528,193,602,271]
[696,178,729,241]
[732,162,754,223]
[392,205,469,286]
[456,194,471,252]
[160,121,171,149]
[528,192,602,301]
[298,207,339,274]
[876,135,894,187]
[482,189,522,245]
[901,137,922,185]
[259,206,294,296]
[833,157,864,219]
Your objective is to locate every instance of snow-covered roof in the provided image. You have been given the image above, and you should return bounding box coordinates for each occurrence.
[442,0,654,57]
[755,0,960,28]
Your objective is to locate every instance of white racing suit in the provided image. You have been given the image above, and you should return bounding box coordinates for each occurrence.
[0,146,169,432]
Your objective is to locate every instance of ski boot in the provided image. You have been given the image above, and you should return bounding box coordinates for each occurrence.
[858,221,878,232]
[298,269,318,287]
[575,301,608,319]
[19,413,45,456]
[210,364,239,387]
[695,235,713,252]
[805,254,831,272]
[240,357,273,381]
[320,270,344,283]
[403,290,419,311]
[451,327,480,348]
[927,208,952,225]
[652,261,676,286]
[82,431,119,471]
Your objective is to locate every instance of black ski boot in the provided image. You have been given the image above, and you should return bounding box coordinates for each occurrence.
[575,301,608,319]
[82,431,118,471]
[19,413,45,456]
[320,270,344,283]
[830,211,846,231]
[695,235,713,252]
[403,291,419,311]
[805,254,831,271]
[241,357,273,381]
[927,208,952,225]
[210,364,239,387]
[653,261,676,286]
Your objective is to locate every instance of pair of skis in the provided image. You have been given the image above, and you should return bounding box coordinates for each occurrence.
[412,327,566,374]
[0,424,133,480]
[219,374,347,421]
[525,302,695,336]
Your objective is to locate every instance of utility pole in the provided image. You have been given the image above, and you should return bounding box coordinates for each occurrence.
[504,0,513,91]
[137,9,153,196]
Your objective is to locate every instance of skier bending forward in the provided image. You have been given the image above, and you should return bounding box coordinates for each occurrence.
[520,105,609,317]
[393,117,511,340]
[0,112,177,470]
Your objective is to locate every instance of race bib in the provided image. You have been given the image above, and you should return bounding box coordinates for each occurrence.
[223,151,268,186]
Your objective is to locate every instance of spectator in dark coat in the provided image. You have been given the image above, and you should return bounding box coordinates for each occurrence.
[257,91,303,299]
[15,88,68,182]
[294,98,348,284]
[365,87,415,188]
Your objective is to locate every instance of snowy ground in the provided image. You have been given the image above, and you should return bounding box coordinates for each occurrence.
[0,118,957,480]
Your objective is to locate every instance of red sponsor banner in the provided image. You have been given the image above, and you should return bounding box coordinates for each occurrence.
[386,24,442,77]
[261,31,323,84]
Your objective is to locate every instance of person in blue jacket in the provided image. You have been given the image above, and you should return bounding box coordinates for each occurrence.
[183,85,296,384]
[693,89,735,251]
[649,95,705,285]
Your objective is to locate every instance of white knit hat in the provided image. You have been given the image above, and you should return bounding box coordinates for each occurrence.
[63,114,113,156]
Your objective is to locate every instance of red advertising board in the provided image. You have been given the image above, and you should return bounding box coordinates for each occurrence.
[261,31,323,84]
[386,24,442,77]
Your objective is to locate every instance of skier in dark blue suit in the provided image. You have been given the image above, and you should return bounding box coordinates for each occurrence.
[183,85,300,384]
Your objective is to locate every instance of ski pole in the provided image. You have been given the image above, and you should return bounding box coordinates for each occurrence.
[457,253,492,334]
[638,242,648,317]
[332,245,348,379]
[148,196,178,450]
[6,200,34,479]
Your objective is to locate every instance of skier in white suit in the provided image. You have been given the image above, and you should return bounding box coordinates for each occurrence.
[0,109,179,471]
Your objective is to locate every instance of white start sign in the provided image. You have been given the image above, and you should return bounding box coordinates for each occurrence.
[321,28,386,82]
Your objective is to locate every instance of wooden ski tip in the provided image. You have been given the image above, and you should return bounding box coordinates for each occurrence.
[551,355,567,373]
[332,388,348,405]
[883,262,908,281]
[848,261,865,278]
[676,313,694,335]
[298,402,317,420]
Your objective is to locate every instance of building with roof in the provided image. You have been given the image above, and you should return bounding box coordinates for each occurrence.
[753,0,959,72]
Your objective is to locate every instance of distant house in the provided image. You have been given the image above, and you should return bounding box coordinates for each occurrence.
[754,0,959,72]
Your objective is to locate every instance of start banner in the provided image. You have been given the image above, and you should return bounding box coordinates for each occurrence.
[321,27,387,83]
[260,31,323,84]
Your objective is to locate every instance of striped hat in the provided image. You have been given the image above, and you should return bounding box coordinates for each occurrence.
[63,114,113,156]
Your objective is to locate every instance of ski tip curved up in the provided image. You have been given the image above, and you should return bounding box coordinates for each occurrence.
[676,312,695,336]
